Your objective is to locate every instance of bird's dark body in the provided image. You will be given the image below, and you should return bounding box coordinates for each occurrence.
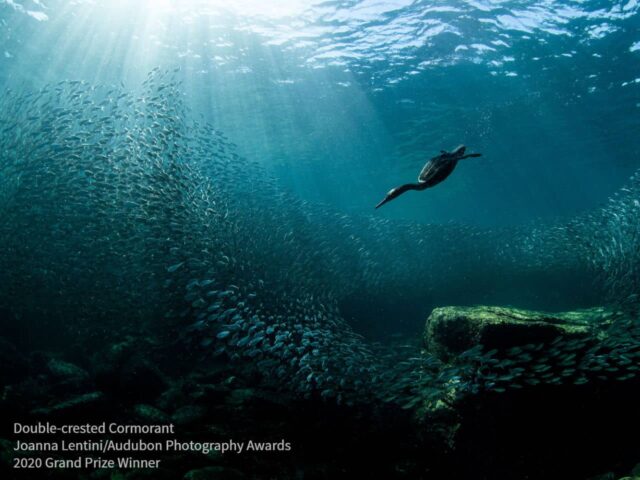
[418,155,459,187]
[375,145,482,209]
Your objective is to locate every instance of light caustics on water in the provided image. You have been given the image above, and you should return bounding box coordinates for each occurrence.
[3,0,639,220]
[0,0,639,408]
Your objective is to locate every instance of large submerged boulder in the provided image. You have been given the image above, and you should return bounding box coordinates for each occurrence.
[424,305,611,361]
[421,305,640,480]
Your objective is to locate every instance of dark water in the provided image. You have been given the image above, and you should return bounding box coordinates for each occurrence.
[1,1,640,479]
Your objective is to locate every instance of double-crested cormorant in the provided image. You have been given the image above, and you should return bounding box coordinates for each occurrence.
[375,145,482,209]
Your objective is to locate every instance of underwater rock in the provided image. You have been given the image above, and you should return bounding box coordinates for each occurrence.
[156,383,190,412]
[154,376,228,413]
[46,358,90,387]
[171,405,207,426]
[114,357,167,401]
[424,305,607,361]
[226,388,257,407]
[183,466,245,480]
[188,383,229,403]
[92,339,168,403]
[224,387,286,409]
[31,391,105,416]
[1,376,51,410]
[190,362,237,385]
[417,397,460,450]
[133,404,170,423]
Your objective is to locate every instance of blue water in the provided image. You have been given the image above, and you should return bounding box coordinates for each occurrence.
[2,0,639,226]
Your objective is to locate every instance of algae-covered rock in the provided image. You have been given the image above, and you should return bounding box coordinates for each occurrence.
[424,305,609,361]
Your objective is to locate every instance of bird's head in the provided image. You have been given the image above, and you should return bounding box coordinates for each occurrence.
[452,145,466,157]
[375,187,402,209]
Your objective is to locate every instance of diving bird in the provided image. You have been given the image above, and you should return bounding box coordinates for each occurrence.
[375,145,482,209]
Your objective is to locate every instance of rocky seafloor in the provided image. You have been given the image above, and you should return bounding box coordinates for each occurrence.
[1,305,640,480]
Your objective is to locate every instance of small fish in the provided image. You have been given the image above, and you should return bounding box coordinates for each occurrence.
[167,261,184,273]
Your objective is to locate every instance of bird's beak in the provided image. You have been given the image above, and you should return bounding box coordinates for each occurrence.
[375,195,390,209]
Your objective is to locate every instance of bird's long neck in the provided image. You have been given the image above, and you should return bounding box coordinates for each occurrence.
[400,182,429,193]
[375,181,427,209]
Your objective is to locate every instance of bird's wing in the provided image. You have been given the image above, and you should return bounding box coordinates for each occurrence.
[418,158,438,182]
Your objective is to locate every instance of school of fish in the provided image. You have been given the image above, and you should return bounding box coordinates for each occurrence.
[1,68,639,409]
